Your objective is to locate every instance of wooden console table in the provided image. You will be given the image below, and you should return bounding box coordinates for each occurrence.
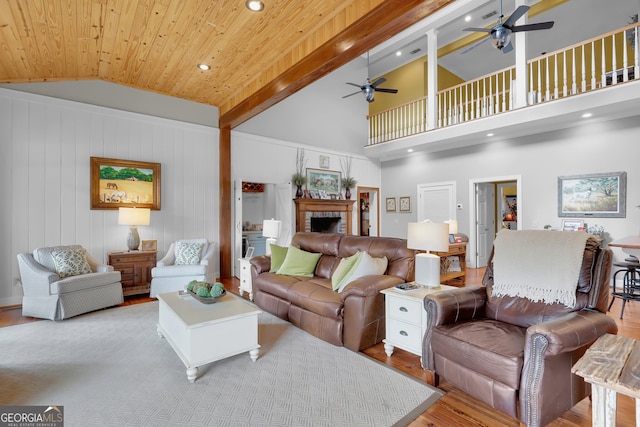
[572,333,640,426]
[108,251,156,296]
[434,243,467,286]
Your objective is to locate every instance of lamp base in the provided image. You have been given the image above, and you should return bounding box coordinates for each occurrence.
[265,237,277,256]
[127,226,140,251]
[414,253,441,288]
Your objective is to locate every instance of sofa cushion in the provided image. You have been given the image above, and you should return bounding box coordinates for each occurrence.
[432,319,525,390]
[277,246,322,277]
[51,248,92,278]
[331,251,362,290]
[288,279,343,319]
[269,244,288,272]
[51,271,122,294]
[336,251,388,293]
[175,241,205,265]
[254,272,303,301]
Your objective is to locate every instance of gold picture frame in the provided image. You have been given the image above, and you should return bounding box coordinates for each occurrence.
[141,240,157,251]
[91,157,161,210]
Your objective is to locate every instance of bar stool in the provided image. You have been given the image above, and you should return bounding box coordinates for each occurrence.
[608,261,640,319]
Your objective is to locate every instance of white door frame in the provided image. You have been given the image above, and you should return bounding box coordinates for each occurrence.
[468,175,522,268]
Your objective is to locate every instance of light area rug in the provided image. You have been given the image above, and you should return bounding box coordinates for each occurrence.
[0,301,442,427]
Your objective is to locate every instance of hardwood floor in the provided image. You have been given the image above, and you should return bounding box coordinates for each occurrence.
[2,269,638,426]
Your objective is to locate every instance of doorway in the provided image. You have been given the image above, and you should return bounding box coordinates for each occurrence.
[357,186,380,237]
[469,175,522,268]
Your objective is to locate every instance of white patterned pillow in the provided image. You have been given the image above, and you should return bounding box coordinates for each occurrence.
[175,242,205,265]
[51,249,92,278]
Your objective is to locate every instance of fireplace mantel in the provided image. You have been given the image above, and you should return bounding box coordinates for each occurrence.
[294,198,356,235]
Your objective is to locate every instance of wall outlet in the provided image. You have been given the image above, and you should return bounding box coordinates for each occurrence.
[13,277,22,288]
[532,220,538,227]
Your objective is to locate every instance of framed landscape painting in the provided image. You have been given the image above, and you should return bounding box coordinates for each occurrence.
[91,157,161,210]
[557,171,626,218]
[306,168,341,196]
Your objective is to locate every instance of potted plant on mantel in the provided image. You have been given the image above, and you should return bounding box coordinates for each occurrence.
[340,156,357,200]
[292,148,307,198]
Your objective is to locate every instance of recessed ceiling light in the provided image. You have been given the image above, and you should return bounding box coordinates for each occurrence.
[396,51,402,57]
[197,63,211,71]
[407,149,414,153]
[487,133,494,137]
[465,15,472,22]
[245,0,264,12]
[582,112,593,118]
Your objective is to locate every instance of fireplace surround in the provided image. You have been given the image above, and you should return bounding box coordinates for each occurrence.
[294,199,355,235]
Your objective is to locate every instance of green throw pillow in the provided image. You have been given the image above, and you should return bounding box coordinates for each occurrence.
[51,248,92,278]
[276,246,322,277]
[331,252,362,291]
[269,244,288,273]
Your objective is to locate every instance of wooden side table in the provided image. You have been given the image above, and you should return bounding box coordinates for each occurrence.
[572,333,640,426]
[108,251,156,296]
[433,243,467,286]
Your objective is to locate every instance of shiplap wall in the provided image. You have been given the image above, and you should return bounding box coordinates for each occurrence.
[0,88,219,306]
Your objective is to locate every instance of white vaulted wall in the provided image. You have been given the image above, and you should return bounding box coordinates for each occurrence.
[0,88,219,306]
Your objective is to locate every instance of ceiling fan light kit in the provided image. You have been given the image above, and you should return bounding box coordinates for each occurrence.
[343,53,399,103]
[463,1,554,54]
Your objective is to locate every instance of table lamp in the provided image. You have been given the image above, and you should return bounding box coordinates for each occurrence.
[262,219,282,256]
[445,219,458,243]
[407,221,449,287]
[118,207,151,251]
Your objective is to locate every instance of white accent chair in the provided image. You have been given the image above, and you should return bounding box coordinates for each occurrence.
[150,239,216,297]
[17,245,124,320]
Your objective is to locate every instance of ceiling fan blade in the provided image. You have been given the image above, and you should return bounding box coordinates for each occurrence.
[510,21,555,32]
[502,42,514,54]
[503,5,529,28]
[346,82,362,88]
[374,88,398,94]
[463,27,492,33]
[461,36,491,54]
[370,77,387,88]
[342,91,362,99]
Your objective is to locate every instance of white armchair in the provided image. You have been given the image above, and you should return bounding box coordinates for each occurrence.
[150,239,216,297]
[17,245,124,320]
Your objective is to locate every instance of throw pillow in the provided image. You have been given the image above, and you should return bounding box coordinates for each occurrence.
[175,241,205,265]
[331,252,362,291]
[276,246,322,277]
[51,248,92,278]
[269,244,289,273]
[336,251,388,293]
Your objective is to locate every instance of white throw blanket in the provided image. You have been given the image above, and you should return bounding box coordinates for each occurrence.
[492,229,589,308]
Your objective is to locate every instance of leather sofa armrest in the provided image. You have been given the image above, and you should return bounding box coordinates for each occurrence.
[525,310,618,356]
[424,286,487,326]
[340,275,405,299]
[250,255,271,276]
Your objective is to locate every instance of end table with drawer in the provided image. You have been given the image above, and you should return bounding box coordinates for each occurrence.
[108,251,157,296]
[381,284,458,358]
[238,257,253,301]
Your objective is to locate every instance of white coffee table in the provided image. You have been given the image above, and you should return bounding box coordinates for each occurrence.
[156,291,261,382]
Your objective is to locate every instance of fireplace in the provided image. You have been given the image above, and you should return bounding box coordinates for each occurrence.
[294,199,356,235]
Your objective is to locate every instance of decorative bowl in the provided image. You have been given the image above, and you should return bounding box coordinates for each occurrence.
[188,289,226,304]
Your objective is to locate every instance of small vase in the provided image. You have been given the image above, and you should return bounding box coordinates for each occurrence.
[345,188,351,200]
[295,185,303,198]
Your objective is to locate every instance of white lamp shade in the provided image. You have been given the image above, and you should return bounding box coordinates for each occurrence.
[118,207,150,226]
[445,220,458,235]
[407,221,449,252]
[262,219,282,239]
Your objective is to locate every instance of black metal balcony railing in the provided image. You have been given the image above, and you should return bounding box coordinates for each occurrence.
[367,22,640,145]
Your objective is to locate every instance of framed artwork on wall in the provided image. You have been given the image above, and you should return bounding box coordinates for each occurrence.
[319,155,330,169]
[386,197,397,212]
[91,157,161,210]
[557,171,626,218]
[399,196,411,212]
[306,168,341,196]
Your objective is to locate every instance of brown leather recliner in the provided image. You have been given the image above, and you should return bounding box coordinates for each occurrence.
[421,234,618,427]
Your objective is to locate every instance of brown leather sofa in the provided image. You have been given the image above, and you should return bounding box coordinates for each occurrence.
[250,232,414,351]
[421,235,617,427]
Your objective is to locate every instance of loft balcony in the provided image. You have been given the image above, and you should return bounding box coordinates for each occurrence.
[365,22,640,160]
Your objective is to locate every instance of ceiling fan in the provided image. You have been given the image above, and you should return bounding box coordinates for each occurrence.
[343,53,398,102]
[462,1,554,54]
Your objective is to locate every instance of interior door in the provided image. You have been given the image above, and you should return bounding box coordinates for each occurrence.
[475,183,495,268]
[417,181,456,222]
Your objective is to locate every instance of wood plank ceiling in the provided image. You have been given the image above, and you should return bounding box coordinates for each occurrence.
[0,0,453,127]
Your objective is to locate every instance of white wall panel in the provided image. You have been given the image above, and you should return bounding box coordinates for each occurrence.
[0,88,219,306]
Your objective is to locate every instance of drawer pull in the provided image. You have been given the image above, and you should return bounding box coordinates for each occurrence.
[399,306,408,312]
[399,330,408,337]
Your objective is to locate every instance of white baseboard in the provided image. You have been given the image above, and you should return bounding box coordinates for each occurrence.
[0,296,22,308]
